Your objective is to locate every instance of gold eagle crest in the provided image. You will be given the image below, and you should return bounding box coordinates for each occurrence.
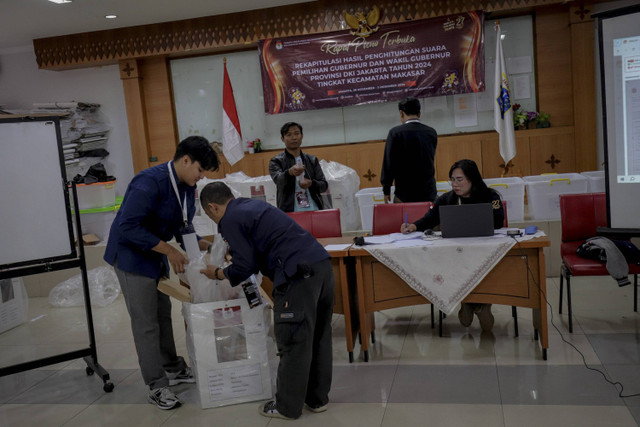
[344,6,381,37]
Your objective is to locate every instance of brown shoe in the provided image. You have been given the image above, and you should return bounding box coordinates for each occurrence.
[458,303,474,327]
[475,304,495,332]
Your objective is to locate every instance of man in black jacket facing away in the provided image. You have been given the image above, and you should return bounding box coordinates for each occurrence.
[381,97,438,203]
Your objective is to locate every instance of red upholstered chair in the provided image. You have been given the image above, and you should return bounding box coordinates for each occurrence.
[286,208,342,238]
[372,202,433,235]
[559,193,639,333]
[310,208,342,238]
[286,211,313,234]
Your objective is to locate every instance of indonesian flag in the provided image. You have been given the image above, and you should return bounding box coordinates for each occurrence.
[494,24,516,171]
[222,60,244,166]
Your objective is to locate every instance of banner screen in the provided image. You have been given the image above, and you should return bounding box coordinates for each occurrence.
[258,11,485,114]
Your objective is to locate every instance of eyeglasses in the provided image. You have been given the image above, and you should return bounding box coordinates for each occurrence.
[449,177,466,184]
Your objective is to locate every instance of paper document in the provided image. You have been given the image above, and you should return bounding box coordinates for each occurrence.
[324,243,351,251]
[364,231,423,245]
[393,239,434,247]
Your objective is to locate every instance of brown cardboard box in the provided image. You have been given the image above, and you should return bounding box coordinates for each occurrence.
[158,278,191,303]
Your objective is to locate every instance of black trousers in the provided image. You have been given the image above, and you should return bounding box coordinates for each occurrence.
[272,258,335,418]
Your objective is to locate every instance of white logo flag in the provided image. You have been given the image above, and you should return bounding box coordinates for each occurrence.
[222,60,244,166]
[494,24,516,169]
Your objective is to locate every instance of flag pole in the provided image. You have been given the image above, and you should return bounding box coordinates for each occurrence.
[493,19,516,177]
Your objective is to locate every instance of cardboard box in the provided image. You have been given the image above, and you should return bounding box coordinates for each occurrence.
[0,278,29,334]
[158,278,191,302]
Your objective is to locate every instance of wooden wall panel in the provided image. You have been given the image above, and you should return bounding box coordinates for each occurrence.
[528,127,575,174]
[140,57,180,171]
[343,142,386,189]
[535,7,574,127]
[434,134,483,181]
[570,6,598,172]
[119,60,150,174]
[227,154,267,176]
[480,132,532,178]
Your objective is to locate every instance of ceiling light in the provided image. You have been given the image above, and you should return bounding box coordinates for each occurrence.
[48,0,73,3]
[105,15,118,19]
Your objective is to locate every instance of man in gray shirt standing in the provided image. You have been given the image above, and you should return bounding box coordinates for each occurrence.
[381,97,438,203]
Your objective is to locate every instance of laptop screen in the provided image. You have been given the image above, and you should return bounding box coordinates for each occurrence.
[439,203,494,238]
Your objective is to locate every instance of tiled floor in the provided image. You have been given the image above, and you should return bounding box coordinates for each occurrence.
[1,275,639,426]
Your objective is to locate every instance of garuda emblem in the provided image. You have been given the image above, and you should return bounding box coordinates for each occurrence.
[344,6,381,37]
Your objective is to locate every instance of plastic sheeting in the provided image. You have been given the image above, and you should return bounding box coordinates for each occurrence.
[320,160,361,231]
[48,266,120,307]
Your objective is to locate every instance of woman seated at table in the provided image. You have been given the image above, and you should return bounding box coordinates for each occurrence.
[400,159,504,332]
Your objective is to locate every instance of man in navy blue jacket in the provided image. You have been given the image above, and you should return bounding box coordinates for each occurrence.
[199,182,334,420]
[104,136,218,409]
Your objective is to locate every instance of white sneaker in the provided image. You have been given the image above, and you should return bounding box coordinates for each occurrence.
[168,367,196,386]
[147,386,181,410]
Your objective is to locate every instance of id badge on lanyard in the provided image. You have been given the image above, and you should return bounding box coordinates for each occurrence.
[168,162,200,260]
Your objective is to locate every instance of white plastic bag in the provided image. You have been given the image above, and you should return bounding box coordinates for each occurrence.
[179,234,244,303]
[49,266,120,307]
[320,160,361,231]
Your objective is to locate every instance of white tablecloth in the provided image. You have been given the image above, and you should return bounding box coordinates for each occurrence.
[363,232,543,315]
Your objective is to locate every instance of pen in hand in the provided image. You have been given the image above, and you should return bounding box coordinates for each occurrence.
[404,212,408,234]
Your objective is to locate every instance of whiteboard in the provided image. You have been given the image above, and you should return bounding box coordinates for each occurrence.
[170,16,536,151]
[0,118,75,267]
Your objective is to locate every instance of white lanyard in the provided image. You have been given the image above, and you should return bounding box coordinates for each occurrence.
[167,162,188,226]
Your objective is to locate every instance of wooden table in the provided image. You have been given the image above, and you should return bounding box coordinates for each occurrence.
[260,237,360,362]
[349,237,551,361]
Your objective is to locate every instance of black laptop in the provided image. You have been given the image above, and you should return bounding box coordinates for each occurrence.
[439,203,495,238]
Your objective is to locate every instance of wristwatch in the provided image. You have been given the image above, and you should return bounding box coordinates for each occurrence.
[214,267,221,280]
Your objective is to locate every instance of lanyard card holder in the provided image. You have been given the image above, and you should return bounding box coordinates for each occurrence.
[239,274,262,309]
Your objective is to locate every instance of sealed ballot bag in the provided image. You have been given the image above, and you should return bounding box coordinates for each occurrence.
[182,298,275,408]
[177,234,277,409]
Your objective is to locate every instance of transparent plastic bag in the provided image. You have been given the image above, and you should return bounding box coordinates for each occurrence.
[320,160,361,231]
[49,266,120,307]
[179,234,245,303]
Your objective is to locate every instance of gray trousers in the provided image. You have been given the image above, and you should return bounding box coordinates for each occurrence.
[114,262,186,389]
[272,258,335,418]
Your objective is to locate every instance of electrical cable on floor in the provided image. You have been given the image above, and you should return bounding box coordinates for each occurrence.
[510,235,640,398]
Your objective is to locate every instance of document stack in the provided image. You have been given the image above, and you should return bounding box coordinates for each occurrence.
[31,102,111,178]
